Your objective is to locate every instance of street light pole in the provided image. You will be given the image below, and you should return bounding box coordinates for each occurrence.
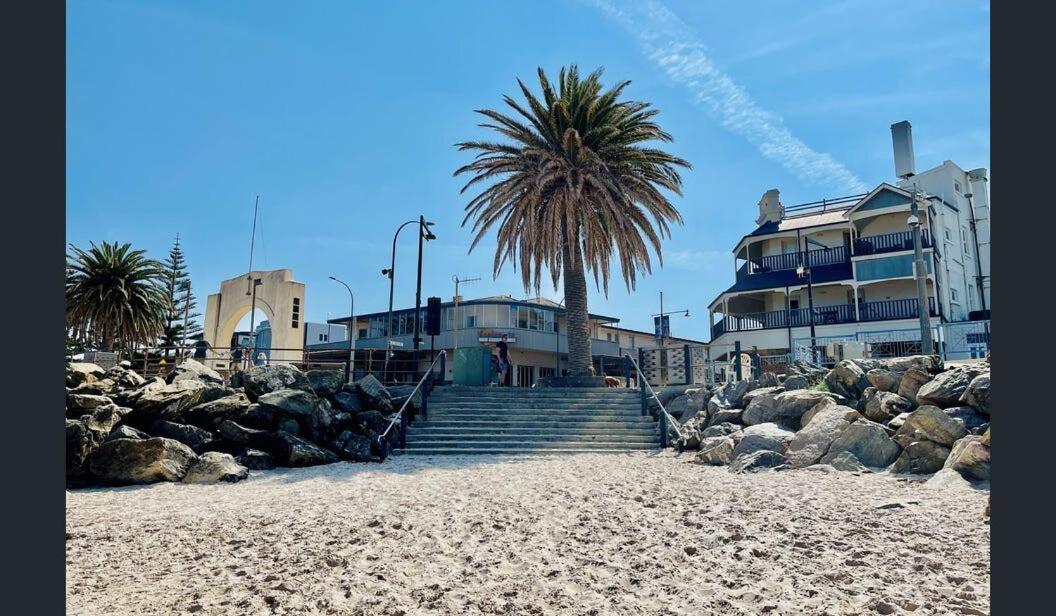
[799,237,828,364]
[382,218,436,381]
[909,186,935,354]
[180,280,191,360]
[247,278,262,370]
[382,220,418,379]
[329,276,355,383]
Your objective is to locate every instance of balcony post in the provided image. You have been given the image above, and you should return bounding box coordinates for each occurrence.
[853,285,861,321]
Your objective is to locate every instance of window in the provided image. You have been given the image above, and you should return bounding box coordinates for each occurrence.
[358,328,367,339]
[318,334,324,342]
[944,229,952,242]
[292,297,301,328]
[954,180,962,193]
[606,332,613,341]
[951,288,959,302]
[962,228,970,255]
[968,285,977,309]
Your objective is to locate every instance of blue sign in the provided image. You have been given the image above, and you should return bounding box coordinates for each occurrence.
[654,315,670,340]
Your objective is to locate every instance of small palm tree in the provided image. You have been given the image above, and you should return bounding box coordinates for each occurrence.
[66,241,169,352]
[455,66,690,377]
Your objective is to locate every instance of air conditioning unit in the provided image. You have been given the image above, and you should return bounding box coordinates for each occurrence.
[825,341,869,361]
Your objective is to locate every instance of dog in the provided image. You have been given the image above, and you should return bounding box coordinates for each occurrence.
[604,375,622,388]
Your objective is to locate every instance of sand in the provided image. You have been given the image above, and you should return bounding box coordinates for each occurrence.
[66,452,990,615]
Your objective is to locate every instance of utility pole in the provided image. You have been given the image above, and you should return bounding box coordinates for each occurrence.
[180,281,191,360]
[652,291,689,386]
[452,275,480,353]
[909,185,935,354]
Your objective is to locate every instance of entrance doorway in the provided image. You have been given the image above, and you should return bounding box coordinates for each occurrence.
[516,365,534,387]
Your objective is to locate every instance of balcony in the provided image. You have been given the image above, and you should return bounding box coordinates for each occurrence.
[711,297,937,338]
[854,230,932,257]
[734,246,853,291]
[744,245,850,275]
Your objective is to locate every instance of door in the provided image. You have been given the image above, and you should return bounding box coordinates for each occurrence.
[516,364,534,387]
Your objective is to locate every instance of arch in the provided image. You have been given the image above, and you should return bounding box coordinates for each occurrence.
[203,269,306,367]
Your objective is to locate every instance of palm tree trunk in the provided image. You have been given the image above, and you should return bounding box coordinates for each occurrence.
[561,228,593,377]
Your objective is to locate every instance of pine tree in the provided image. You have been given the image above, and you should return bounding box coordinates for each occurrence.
[160,234,202,353]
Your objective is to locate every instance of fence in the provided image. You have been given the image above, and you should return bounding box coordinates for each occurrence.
[634,345,742,387]
[789,320,990,365]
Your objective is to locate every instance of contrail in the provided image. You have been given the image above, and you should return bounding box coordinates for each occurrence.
[588,0,870,195]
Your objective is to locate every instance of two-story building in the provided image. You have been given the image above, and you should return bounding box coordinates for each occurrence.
[708,122,991,363]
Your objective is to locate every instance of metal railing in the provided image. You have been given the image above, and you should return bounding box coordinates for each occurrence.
[625,353,683,450]
[744,245,850,275]
[713,297,938,336]
[854,230,932,256]
[377,350,447,459]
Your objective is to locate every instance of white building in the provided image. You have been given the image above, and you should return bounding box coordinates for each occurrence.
[707,121,991,363]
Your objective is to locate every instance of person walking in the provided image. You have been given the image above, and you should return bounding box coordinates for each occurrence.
[254,352,267,367]
[496,334,512,386]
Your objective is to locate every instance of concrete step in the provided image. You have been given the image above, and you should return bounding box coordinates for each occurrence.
[398,439,658,451]
[430,393,639,401]
[420,413,654,423]
[409,426,659,437]
[407,433,659,444]
[427,407,643,417]
[415,419,657,430]
[396,447,658,455]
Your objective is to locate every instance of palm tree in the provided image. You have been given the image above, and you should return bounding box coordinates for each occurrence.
[66,241,169,353]
[455,66,690,377]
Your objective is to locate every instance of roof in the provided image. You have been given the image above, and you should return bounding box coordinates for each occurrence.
[746,208,855,238]
[328,295,620,324]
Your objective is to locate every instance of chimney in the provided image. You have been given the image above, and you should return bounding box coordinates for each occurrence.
[756,188,784,225]
[891,120,916,179]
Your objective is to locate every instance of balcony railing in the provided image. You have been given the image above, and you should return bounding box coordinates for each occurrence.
[854,230,931,256]
[711,297,937,338]
[745,245,850,275]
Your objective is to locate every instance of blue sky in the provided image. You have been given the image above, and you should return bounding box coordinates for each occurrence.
[67,0,989,341]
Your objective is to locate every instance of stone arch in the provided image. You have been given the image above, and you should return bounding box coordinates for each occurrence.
[203,269,306,367]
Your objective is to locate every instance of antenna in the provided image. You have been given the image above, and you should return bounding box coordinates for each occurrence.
[248,195,259,274]
[452,275,481,353]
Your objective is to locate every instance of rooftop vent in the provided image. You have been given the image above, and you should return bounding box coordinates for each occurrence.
[891,120,916,179]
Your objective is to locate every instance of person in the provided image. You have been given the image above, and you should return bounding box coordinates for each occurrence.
[495,334,511,387]
[230,346,243,371]
[254,352,267,367]
[193,340,210,360]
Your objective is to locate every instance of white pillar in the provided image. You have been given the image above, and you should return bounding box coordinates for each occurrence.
[853,284,861,321]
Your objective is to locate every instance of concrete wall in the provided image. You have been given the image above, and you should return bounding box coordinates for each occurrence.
[203,269,305,367]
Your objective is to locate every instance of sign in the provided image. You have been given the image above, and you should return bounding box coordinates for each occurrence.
[654,315,670,340]
[478,330,516,344]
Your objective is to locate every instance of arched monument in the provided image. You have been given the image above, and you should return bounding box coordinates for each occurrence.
[203,269,305,368]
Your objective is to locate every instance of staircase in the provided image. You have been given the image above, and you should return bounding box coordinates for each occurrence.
[401,386,661,455]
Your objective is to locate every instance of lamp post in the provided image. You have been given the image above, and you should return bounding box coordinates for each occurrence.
[247,277,262,370]
[797,237,828,364]
[329,276,355,383]
[652,291,689,385]
[908,186,935,354]
[180,280,192,361]
[381,217,435,381]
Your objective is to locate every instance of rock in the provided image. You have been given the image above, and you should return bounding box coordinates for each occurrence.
[785,405,860,468]
[959,373,990,415]
[706,380,750,415]
[150,420,216,453]
[83,404,129,443]
[706,409,743,427]
[332,430,374,462]
[800,398,835,428]
[916,366,987,408]
[700,422,743,441]
[128,380,207,424]
[197,384,237,405]
[236,404,275,430]
[822,420,900,468]
[257,389,319,417]
[865,369,902,393]
[277,418,300,435]
[66,393,113,415]
[107,364,147,389]
[980,427,990,447]
[110,376,164,408]
[217,420,266,446]
[108,425,148,441]
[256,432,339,467]
[183,393,252,430]
[333,390,364,413]
[235,448,276,470]
[88,437,198,485]
[944,435,990,481]
[66,420,94,479]
[943,406,989,432]
[354,374,392,411]
[925,468,976,490]
[242,364,313,401]
[66,362,106,388]
[758,372,781,387]
[357,410,391,436]
[825,360,870,400]
[897,367,931,401]
[784,359,827,383]
[782,375,810,391]
[332,412,354,433]
[692,436,736,465]
[307,370,345,397]
[862,390,915,423]
[888,412,912,430]
[182,452,249,483]
[166,358,223,385]
[743,389,834,426]
[826,451,868,473]
[894,405,969,448]
[890,440,951,474]
[880,355,943,374]
[733,423,794,458]
[742,386,785,409]
[729,450,787,474]
[388,384,425,413]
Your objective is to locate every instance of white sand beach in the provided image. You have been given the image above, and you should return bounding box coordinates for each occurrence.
[66,452,990,615]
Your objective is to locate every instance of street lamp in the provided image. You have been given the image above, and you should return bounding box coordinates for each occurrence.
[329,276,355,383]
[247,277,263,370]
[382,217,436,381]
[908,186,935,354]
[797,237,829,364]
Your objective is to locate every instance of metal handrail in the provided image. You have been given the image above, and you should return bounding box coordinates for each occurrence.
[624,353,683,443]
[380,350,446,442]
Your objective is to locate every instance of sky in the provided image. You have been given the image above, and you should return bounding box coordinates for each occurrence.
[67,0,990,342]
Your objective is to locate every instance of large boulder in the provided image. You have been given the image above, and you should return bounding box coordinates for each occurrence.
[821,420,900,468]
[700,422,743,441]
[242,365,313,401]
[729,450,787,474]
[256,432,339,467]
[663,388,706,424]
[183,393,251,430]
[150,420,215,453]
[743,389,834,426]
[66,420,94,480]
[785,405,860,468]
[861,389,914,423]
[865,369,902,393]
[82,404,129,443]
[880,355,943,374]
[943,406,989,432]
[235,448,276,470]
[217,420,267,446]
[307,370,345,397]
[800,397,834,428]
[894,406,969,448]
[826,451,868,473]
[333,390,364,413]
[959,373,990,415]
[166,358,223,385]
[128,380,208,424]
[944,435,990,481]
[782,375,810,391]
[706,380,750,415]
[824,360,870,400]
[897,367,932,401]
[236,404,276,430]
[106,364,147,390]
[66,393,113,415]
[356,410,391,437]
[732,423,794,458]
[692,436,736,465]
[331,430,374,462]
[66,362,106,388]
[257,389,319,417]
[88,437,198,485]
[916,366,987,408]
[108,425,149,441]
[182,452,249,484]
[706,409,743,427]
[784,359,827,383]
[889,440,951,474]
[741,386,784,409]
[925,468,976,490]
[354,374,392,411]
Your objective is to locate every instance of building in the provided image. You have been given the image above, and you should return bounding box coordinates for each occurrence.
[707,121,991,363]
[325,295,702,387]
